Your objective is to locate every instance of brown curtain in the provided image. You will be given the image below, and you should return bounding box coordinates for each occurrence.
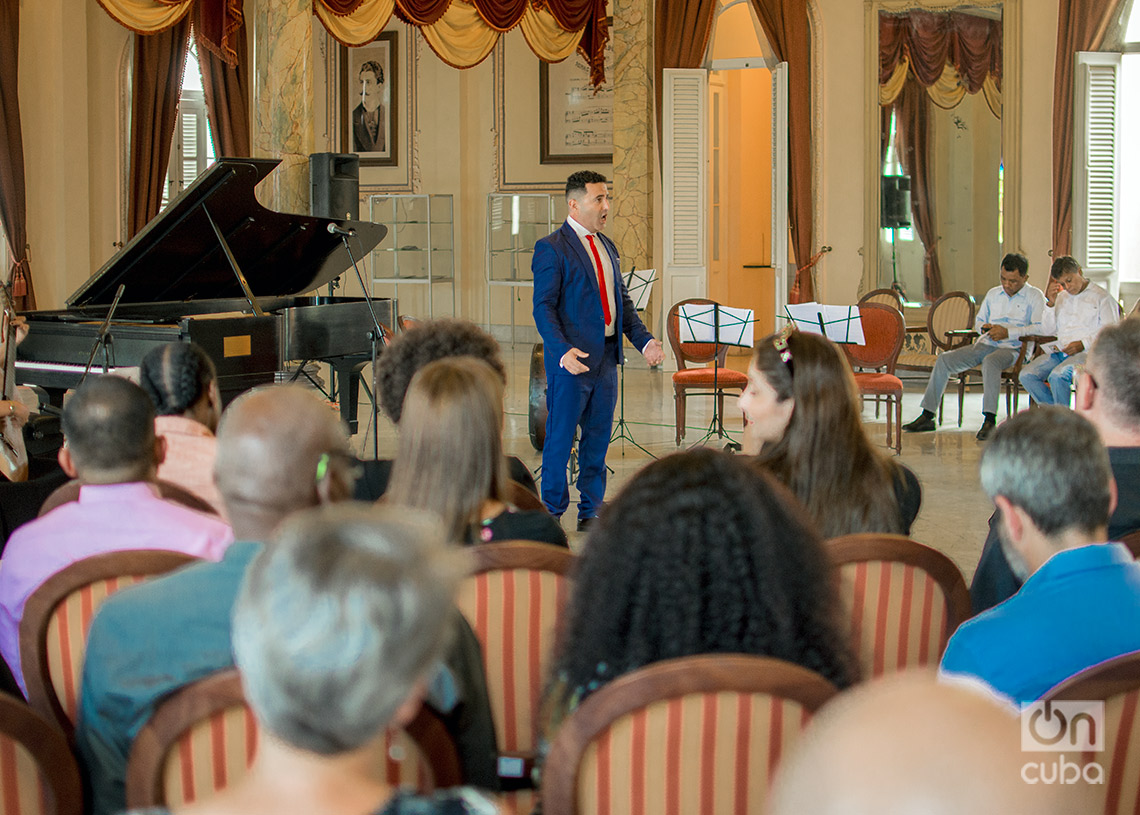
[894,80,943,298]
[128,15,193,238]
[392,0,452,26]
[0,0,33,309]
[750,0,813,301]
[653,0,718,148]
[880,10,1001,94]
[197,10,251,157]
[1052,0,1124,256]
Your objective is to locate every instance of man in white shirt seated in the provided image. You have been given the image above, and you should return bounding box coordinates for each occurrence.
[1019,255,1119,407]
[903,253,1044,441]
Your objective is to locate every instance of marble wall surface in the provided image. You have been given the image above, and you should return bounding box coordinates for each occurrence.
[252,0,314,214]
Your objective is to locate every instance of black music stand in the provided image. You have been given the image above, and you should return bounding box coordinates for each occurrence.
[610,267,657,457]
[783,302,866,345]
[677,302,756,447]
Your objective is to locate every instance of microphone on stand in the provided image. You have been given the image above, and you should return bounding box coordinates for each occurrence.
[327,223,356,238]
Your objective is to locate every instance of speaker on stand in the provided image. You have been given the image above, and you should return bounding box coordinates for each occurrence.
[880,175,911,301]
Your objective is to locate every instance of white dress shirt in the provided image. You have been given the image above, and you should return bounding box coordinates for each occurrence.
[567,216,617,338]
[1033,281,1119,354]
[974,284,1046,350]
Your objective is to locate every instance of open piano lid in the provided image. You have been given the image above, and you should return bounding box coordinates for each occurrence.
[67,158,387,308]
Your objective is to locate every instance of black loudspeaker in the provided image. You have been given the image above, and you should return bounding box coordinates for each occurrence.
[310,153,360,220]
[881,175,912,229]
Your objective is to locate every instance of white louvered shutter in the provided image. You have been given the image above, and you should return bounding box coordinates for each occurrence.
[771,62,789,322]
[662,69,708,316]
[1073,51,1122,297]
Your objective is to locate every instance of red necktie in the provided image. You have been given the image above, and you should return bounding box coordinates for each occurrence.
[586,234,612,326]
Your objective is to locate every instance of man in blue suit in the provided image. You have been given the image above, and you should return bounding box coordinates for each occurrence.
[533,171,665,529]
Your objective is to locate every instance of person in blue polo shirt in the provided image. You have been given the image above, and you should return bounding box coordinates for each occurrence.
[940,406,1140,705]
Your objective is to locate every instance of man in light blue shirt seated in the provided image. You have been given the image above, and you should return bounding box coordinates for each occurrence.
[904,252,1045,441]
[939,406,1140,706]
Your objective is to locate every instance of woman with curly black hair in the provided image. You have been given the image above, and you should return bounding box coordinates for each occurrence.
[138,342,223,515]
[543,449,856,736]
[740,330,921,538]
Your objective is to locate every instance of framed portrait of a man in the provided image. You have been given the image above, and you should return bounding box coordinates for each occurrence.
[340,31,398,167]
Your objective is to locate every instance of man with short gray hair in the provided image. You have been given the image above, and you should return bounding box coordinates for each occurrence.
[940,406,1140,705]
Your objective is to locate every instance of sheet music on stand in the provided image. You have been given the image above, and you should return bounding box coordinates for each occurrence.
[624,268,656,311]
[783,302,866,345]
[677,303,755,348]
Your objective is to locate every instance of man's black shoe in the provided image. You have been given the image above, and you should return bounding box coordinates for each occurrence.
[903,414,937,433]
[577,517,597,532]
[976,417,997,441]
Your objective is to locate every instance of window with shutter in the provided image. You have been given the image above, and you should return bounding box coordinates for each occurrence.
[662,68,708,310]
[161,42,216,211]
[1073,51,1121,296]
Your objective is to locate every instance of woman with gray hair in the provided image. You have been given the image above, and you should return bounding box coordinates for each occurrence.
[130,503,495,815]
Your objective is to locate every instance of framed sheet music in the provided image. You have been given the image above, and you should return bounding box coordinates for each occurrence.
[538,28,613,164]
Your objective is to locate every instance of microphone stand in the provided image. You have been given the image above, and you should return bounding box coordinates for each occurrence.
[78,283,126,387]
[334,225,385,460]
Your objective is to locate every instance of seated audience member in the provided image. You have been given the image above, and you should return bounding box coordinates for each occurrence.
[359,319,536,499]
[971,319,1140,613]
[769,673,1089,814]
[739,329,921,537]
[542,449,856,744]
[386,358,566,546]
[1019,255,1119,407]
[77,386,496,815]
[903,252,1044,440]
[123,504,493,815]
[0,376,232,694]
[138,342,224,515]
[940,407,1140,704]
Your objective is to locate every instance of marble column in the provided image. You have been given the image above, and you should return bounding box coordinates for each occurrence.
[252,0,314,214]
[610,0,654,276]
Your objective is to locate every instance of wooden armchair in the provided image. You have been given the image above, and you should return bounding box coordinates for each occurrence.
[0,692,83,815]
[19,550,200,739]
[843,302,905,453]
[826,533,971,678]
[542,655,839,815]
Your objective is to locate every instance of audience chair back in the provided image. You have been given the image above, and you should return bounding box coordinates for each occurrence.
[19,550,201,739]
[454,541,575,815]
[826,533,971,678]
[1117,530,1140,560]
[505,480,546,513]
[125,670,461,810]
[843,302,905,453]
[926,291,977,353]
[665,299,749,445]
[398,315,420,331]
[858,288,904,311]
[0,692,83,815]
[1044,652,1140,815]
[542,654,838,815]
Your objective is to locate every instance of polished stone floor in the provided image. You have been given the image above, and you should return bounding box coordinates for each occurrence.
[354,344,999,581]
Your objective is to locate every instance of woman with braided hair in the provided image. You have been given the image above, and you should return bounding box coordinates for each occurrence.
[138,342,224,515]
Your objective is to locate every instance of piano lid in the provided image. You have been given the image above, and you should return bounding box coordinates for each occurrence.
[67,158,388,308]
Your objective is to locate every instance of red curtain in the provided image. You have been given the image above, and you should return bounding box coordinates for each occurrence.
[750,0,813,301]
[0,0,33,310]
[128,16,193,238]
[197,8,251,158]
[880,10,1001,93]
[894,80,943,299]
[653,0,718,151]
[1052,0,1124,256]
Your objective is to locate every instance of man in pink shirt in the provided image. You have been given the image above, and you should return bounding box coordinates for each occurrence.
[0,376,232,694]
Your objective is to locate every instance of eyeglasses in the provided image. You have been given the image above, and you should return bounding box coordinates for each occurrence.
[772,328,794,376]
[315,451,364,486]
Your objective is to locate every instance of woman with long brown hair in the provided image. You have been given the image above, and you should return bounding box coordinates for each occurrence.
[385,357,566,547]
[738,329,921,537]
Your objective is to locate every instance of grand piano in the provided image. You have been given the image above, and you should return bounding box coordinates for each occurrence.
[15,158,393,433]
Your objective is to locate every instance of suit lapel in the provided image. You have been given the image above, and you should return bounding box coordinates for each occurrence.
[561,221,601,296]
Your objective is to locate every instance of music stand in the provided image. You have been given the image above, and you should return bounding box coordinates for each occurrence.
[677,302,756,446]
[783,302,866,345]
[610,268,657,457]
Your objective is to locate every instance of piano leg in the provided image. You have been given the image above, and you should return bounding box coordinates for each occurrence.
[330,355,370,435]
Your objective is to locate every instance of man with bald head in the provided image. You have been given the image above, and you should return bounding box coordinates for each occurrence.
[76,386,356,815]
[770,673,1090,814]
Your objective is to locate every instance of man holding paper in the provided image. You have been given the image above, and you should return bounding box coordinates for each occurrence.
[903,253,1044,441]
[532,171,665,529]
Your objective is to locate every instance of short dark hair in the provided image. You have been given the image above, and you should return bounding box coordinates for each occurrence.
[1088,319,1140,426]
[1050,255,1082,280]
[374,319,506,424]
[139,342,216,416]
[62,376,155,474]
[980,406,1111,537]
[1000,253,1029,277]
[359,61,383,84]
[566,171,607,200]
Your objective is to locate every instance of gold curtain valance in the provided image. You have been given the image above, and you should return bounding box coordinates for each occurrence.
[880,59,1001,118]
[95,0,194,35]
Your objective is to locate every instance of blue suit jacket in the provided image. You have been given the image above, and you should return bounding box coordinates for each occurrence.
[532,221,653,380]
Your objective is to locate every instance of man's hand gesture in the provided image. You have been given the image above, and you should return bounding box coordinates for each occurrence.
[561,348,590,374]
[642,339,665,366]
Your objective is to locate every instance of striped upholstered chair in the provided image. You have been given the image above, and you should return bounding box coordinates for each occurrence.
[125,669,462,810]
[542,654,839,815]
[0,692,83,815]
[826,533,971,679]
[1044,652,1140,815]
[19,550,200,738]
[454,541,576,815]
